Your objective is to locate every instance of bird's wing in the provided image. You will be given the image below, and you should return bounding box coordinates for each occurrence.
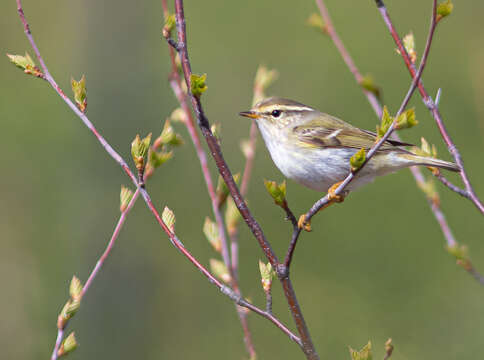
[292,115,412,151]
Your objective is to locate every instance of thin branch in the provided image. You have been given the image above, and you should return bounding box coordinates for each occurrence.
[314,0,484,285]
[15,0,301,350]
[375,0,484,215]
[435,172,469,199]
[170,1,319,358]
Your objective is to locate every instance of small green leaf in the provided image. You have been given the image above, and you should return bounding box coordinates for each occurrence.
[377,105,393,138]
[253,65,279,105]
[349,341,372,360]
[58,332,78,357]
[154,119,183,148]
[306,13,326,33]
[131,133,152,170]
[71,75,87,112]
[225,197,241,236]
[403,32,417,63]
[203,217,221,252]
[7,52,44,78]
[216,173,240,208]
[396,108,418,130]
[264,179,287,207]
[350,148,366,172]
[69,276,83,301]
[162,206,176,231]
[190,73,207,97]
[209,258,231,283]
[164,13,176,33]
[437,0,453,21]
[412,137,437,158]
[258,260,275,292]
[58,299,80,329]
[359,74,381,100]
[120,185,134,212]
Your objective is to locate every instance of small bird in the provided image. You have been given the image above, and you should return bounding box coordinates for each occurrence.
[239,97,459,199]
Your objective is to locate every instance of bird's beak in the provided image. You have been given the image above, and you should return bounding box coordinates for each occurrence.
[239,111,259,119]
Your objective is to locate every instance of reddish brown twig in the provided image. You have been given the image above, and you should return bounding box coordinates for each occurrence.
[15,0,301,352]
[168,1,319,358]
[314,0,484,285]
[375,0,484,215]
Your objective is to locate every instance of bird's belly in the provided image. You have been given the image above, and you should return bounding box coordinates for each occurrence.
[268,145,360,192]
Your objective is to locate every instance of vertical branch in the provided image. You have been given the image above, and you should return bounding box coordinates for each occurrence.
[170,1,319,358]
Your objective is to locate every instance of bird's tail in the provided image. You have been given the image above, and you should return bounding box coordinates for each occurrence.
[400,153,460,172]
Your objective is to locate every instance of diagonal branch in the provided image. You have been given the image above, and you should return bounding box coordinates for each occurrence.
[169,1,319,358]
[375,0,484,215]
[15,0,301,350]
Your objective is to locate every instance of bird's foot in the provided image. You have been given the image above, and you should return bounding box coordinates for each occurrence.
[298,214,312,232]
[327,181,345,203]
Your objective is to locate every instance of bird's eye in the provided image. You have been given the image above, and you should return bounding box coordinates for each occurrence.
[271,110,281,118]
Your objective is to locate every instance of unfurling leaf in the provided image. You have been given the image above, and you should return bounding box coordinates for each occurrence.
[203,217,221,252]
[154,119,183,149]
[395,108,418,130]
[163,13,176,33]
[162,206,176,231]
[190,73,207,97]
[376,105,393,138]
[58,332,78,357]
[216,173,240,208]
[120,185,134,212]
[264,179,287,207]
[7,52,44,78]
[258,260,275,292]
[349,341,372,360]
[403,33,417,63]
[306,13,327,33]
[437,0,453,21]
[225,197,241,236]
[412,137,438,158]
[210,258,231,283]
[253,65,279,105]
[350,148,366,172]
[71,75,87,112]
[131,133,152,171]
[359,74,381,100]
[240,139,253,159]
[69,276,83,302]
[384,338,394,359]
[58,299,80,329]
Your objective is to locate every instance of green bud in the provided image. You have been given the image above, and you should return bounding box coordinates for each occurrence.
[253,65,279,105]
[170,108,187,123]
[154,120,183,149]
[211,123,222,144]
[437,0,453,21]
[263,179,287,207]
[359,74,381,100]
[216,173,240,208]
[240,139,253,159]
[164,13,176,33]
[258,260,274,292]
[131,133,152,171]
[7,52,44,78]
[120,185,134,212]
[349,341,372,360]
[412,137,437,158]
[58,332,78,357]
[148,149,173,170]
[350,148,366,172]
[446,243,472,270]
[396,108,417,130]
[402,33,417,63]
[71,75,87,113]
[377,105,393,138]
[384,338,394,359]
[203,217,221,253]
[209,258,231,283]
[58,299,80,329]
[69,276,83,301]
[162,206,176,231]
[306,13,326,33]
[225,197,241,236]
[190,73,207,97]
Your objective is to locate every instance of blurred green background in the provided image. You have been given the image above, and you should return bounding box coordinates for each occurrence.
[1,0,484,359]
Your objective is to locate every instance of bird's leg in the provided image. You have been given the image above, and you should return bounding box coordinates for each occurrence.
[298,181,346,232]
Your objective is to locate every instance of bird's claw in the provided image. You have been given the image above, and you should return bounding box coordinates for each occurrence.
[298,214,312,232]
[327,181,345,203]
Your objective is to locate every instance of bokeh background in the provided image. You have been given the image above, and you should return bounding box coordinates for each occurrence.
[1,0,484,359]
